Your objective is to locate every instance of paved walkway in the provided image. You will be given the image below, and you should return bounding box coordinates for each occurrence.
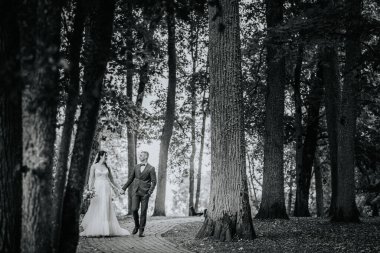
[77,216,202,253]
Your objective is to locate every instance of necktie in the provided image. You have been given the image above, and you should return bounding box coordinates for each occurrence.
[140,164,146,173]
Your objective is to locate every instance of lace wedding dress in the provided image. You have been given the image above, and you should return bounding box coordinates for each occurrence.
[80,163,129,236]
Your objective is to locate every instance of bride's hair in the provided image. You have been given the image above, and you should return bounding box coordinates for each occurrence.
[95,150,112,174]
[95,150,107,163]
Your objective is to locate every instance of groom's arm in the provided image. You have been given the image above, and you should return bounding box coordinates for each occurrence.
[148,167,157,195]
[122,167,136,191]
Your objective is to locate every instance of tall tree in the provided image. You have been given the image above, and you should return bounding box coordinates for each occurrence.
[125,0,135,215]
[53,0,88,250]
[331,0,361,222]
[18,0,62,252]
[292,44,304,216]
[59,0,116,251]
[195,88,208,212]
[0,2,22,252]
[255,0,288,219]
[322,45,340,216]
[318,0,340,218]
[153,0,177,216]
[196,0,256,241]
[188,11,200,215]
[314,153,324,217]
[294,57,324,217]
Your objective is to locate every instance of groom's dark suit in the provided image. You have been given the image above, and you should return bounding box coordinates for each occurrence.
[122,163,156,230]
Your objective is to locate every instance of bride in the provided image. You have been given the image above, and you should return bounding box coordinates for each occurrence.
[80,150,129,236]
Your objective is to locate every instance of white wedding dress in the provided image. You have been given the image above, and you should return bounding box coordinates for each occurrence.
[80,163,129,236]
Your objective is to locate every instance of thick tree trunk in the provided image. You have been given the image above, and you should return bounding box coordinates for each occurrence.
[294,58,324,217]
[321,46,340,216]
[0,3,22,251]
[125,0,135,215]
[319,0,340,220]
[331,0,361,222]
[153,0,177,216]
[196,0,255,241]
[18,1,61,252]
[59,1,116,252]
[256,0,288,219]
[314,154,324,217]
[53,1,88,250]
[195,89,207,212]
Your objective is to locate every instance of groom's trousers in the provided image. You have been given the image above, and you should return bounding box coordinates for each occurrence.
[131,191,150,228]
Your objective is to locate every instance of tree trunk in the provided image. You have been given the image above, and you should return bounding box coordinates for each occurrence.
[292,44,304,216]
[18,1,61,252]
[294,58,324,217]
[188,15,199,216]
[314,153,324,217]
[153,0,177,216]
[132,10,160,160]
[0,2,22,251]
[319,0,340,218]
[125,0,135,215]
[331,0,361,222]
[255,0,288,219]
[59,1,116,252]
[196,0,256,241]
[321,46,340,216]
[287,175,294,215]
[53,1,88,250]
[195,89,207,212]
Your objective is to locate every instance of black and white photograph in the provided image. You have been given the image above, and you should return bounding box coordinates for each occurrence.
[1,0,380,252]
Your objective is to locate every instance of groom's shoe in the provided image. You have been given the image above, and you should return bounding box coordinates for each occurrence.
[138,228,145,237]
[132,227,139,235]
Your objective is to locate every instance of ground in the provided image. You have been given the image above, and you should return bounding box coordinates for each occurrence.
[77,216,201,253]
[162,217,380,253]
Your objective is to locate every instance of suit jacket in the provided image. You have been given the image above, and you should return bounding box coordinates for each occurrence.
[122,163,156,195]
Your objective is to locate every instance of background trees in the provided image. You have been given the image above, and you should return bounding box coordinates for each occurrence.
[0,0,379,251]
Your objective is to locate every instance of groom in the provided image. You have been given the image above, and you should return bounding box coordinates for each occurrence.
[122,151,156,237]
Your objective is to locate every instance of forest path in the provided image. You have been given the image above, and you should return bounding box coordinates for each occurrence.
[77,216,202,253]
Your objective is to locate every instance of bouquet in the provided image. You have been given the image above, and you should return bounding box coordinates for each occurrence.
[83,189,96,199]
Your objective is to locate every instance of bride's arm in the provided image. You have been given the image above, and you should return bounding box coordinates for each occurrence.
[88,165,96,190]
[107,166,119,190]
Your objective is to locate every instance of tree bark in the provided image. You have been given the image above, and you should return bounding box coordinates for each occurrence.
[59,1,116,252]
[18,1,61,252]
[53,1,88,250]
[196,0,256,241]
[125,0,135,215]
[153,0,177,216]
[0,2,22,251]
[255,0,288,219]
[195,89,207,212]
[321,46,340,216]
[294,58,324,217]
[314,153,324,217]
[188,14,199,216]
[331,0,361,222]
[292,44,304,216]
[319,0,340,221]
